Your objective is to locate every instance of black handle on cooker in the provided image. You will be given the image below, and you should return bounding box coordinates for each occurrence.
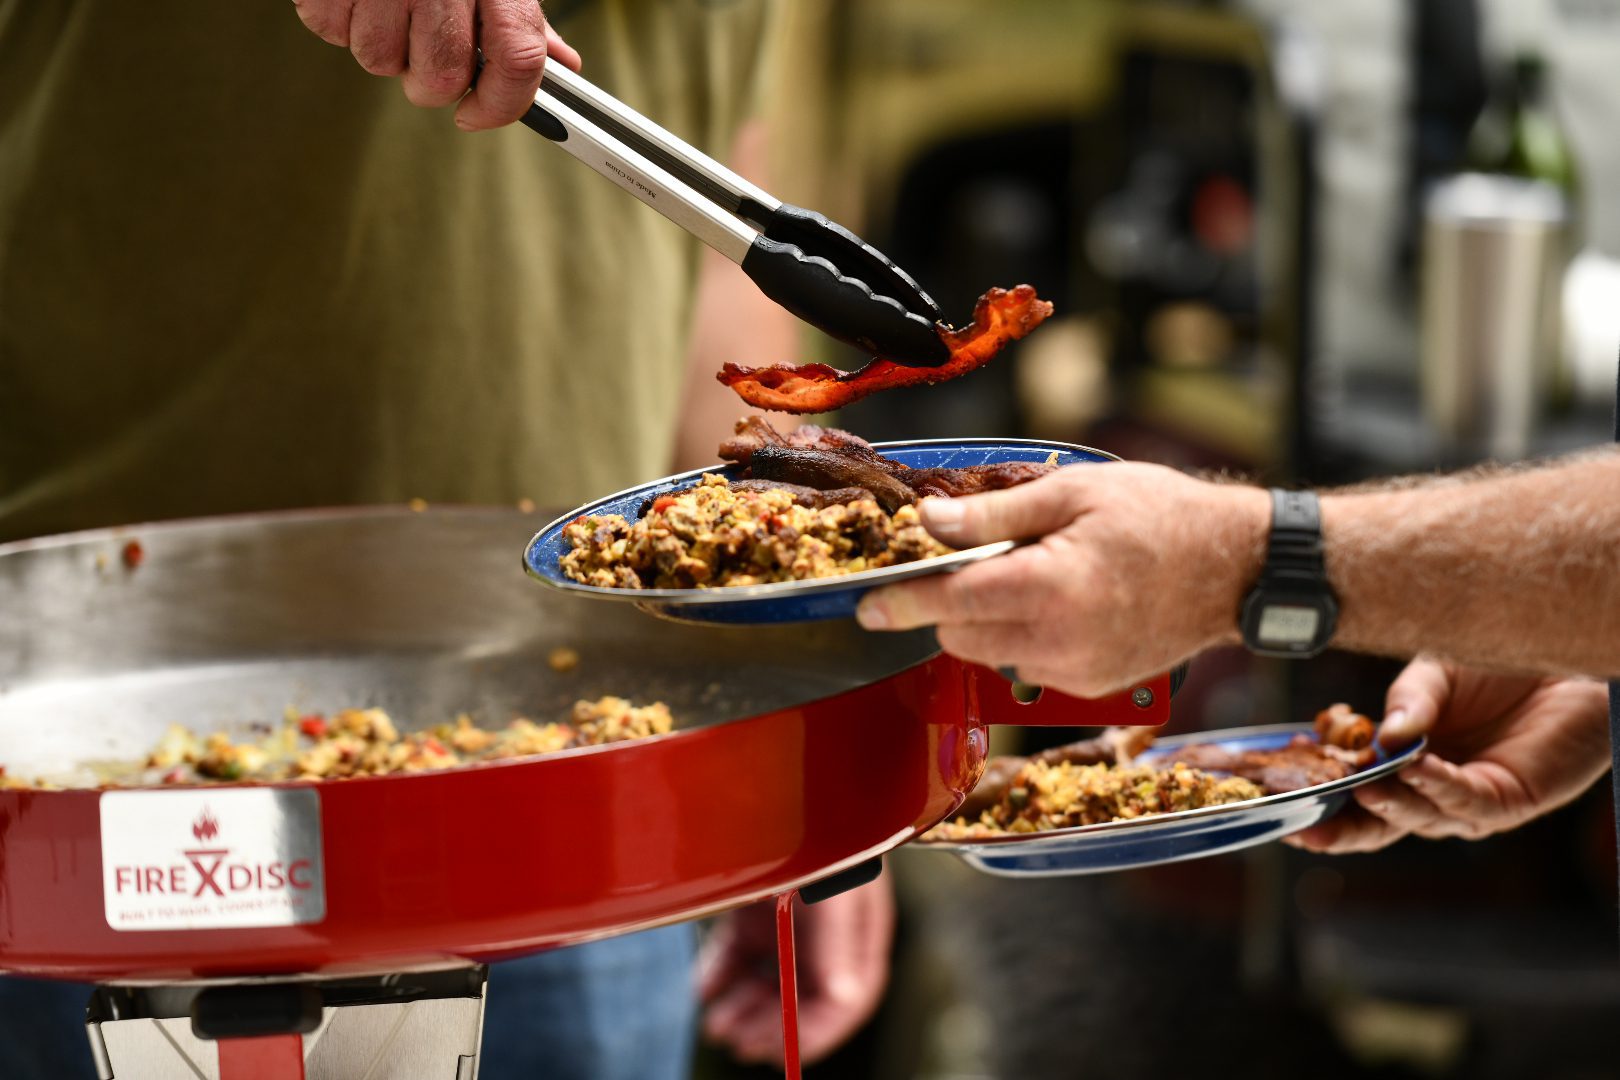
[800,856,884,905]
[191,984,322,1040]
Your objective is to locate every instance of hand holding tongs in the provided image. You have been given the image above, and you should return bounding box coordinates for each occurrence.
[518,64,951,368]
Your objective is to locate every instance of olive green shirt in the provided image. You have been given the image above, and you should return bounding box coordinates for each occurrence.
[0,0,779,542]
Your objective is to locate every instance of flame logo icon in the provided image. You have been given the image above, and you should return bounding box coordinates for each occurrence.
[192,809,220,843]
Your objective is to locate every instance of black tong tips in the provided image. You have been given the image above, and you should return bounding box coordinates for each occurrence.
[740,204,950,368]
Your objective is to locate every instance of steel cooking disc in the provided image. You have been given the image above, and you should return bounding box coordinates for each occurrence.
[524,438,1119,625]
[0,508,984,983]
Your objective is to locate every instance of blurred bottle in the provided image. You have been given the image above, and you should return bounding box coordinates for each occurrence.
[1464,54,1578,202]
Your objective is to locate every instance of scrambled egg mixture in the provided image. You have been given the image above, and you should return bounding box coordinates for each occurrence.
[0,697,673,790]
[559,474,953,590]
[925,760,1264,841]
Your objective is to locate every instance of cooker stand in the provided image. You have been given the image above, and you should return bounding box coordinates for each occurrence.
[86,967,487,1080]
[80,859,884,1080]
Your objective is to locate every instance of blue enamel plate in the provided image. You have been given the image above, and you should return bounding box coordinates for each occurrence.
[913,724,1425,877]
[524,439,1118,626]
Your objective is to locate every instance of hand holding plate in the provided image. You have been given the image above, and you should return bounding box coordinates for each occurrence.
[1286,658,1611,853]
[857,463,1270,699]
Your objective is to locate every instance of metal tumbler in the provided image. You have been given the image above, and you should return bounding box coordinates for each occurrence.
[1421,173,1569,462]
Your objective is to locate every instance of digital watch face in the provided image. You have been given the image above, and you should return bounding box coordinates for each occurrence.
[1241,589,1337,658]
[1255,604,1321,648]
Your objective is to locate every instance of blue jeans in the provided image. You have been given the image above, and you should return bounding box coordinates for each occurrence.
[0,975,93,1079]
[0,925,696,1080]
[481,925,698,1080]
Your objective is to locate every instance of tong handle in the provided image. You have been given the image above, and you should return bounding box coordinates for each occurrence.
[521,89,757,263]
[540,63,778,220]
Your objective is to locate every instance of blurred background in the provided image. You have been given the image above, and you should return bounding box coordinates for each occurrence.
[693,0,1620,1077]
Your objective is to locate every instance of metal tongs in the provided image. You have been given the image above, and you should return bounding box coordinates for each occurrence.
[520,64,952,367]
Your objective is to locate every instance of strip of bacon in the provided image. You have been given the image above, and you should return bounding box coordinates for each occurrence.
[717,415,1060,502]
[717,284,1054,414]
[720,417,894,468]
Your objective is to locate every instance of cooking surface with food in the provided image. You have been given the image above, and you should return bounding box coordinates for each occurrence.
[0,696,673,791]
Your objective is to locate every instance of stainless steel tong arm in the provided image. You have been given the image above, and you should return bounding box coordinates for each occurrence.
[541,64,780,221]
[529,65,769,264]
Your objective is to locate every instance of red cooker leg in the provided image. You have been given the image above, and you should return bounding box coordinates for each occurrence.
[217,1034,306,1080]
[776,891,802,1080]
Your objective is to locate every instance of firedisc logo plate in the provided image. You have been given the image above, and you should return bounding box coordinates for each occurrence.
[100,789,325,931]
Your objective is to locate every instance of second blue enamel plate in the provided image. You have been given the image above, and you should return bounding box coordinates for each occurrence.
[911,724,1425,876]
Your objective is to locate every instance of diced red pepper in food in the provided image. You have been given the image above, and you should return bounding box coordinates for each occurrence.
[298,715,328,739]
[651,495,677,513]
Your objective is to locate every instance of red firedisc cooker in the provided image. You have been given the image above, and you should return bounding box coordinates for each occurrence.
[0,508,1167,1078]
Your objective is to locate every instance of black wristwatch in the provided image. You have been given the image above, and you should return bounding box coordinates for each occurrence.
[1239,489,1338,658]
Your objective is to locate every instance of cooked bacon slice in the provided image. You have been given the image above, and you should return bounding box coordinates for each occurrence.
[748,446,917,513]
[786,424,880,455]
[718,415,1061,508]
[1162,736,1356,795]
[720,417,890,467]
[899,461,1057,499]
[717,285,1054,414]
[1315,704,1375,751]
[717,416,793,465]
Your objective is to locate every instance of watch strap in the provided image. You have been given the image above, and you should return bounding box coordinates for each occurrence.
[1263,489,1326,582]
[1239,488,1339,658]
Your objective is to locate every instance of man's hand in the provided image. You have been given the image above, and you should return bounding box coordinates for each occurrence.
[698,878,894,1066]
[855,464,1269,698]
[1287,658,1611,853]
[293,0,582,130]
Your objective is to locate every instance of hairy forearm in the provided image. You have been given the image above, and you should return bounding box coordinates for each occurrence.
[1319,448,1620,677]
